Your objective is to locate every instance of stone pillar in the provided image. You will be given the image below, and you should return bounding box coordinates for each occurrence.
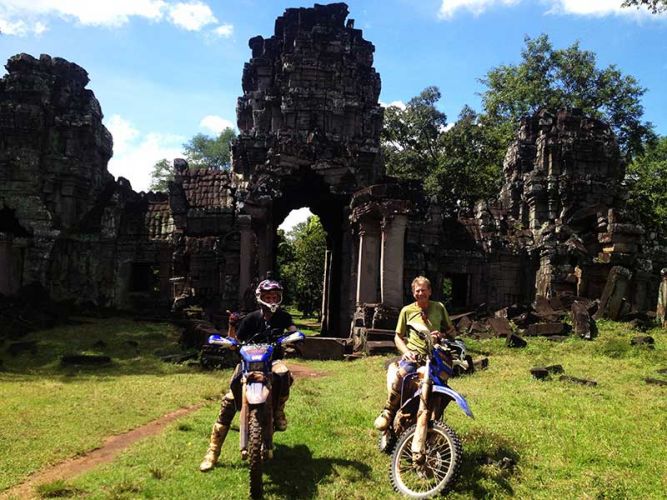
[238,215,254,304]
[381,214,407,308]
[355,219,380,304]
[320,249,332,335]
[0,233,12,295]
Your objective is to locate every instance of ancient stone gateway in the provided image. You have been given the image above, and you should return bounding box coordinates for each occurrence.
[230,3,387,336]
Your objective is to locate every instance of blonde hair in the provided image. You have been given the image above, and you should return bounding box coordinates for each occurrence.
[411,276,431,292]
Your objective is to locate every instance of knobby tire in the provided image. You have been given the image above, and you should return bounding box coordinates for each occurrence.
[248,406,263,499]
[390,420,462,498]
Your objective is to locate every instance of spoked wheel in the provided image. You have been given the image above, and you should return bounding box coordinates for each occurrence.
[378,429,397,455]
[390,421,462,498]
[248,406,264,499]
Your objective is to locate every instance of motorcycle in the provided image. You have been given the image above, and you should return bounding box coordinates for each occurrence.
[379,324,474,498]
[207,328,304,498]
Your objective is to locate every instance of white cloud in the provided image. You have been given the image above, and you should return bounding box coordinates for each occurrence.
[212,22,233,37]
[105,115,184,192]
[168,1,217,31]
[0,0,167,27]
[199,115,236,135]
[0,0,231,36]
[543,0,663,18]
[438,0,521,19]
[380,100,407,110]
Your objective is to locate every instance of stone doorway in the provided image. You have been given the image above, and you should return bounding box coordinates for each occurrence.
[0,206,30,295]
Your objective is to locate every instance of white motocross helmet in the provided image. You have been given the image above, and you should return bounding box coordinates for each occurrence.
[255,279,283,313]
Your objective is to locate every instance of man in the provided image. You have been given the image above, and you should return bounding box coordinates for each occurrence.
[200,279,297,472]
[374,275,455,431]
[658,268,667,328]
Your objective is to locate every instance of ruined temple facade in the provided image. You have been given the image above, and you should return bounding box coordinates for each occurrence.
[1,3,664,335]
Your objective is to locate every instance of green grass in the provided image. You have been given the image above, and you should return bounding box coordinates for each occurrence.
[0,318,226,492]
[286,307,322,336]
[1,318,666,498]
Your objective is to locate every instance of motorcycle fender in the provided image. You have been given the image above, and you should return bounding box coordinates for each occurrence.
[246,382,270,404]
[432,385,474,418]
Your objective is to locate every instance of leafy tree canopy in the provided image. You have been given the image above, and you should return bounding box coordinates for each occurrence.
[149,127,237,192]
[479,34,655,158]
[183,127,236,169]
[382,86,447,180]
[278,216,327,318]
[621,0,667,13]
[149,158,172,192]
[625,136,667,242]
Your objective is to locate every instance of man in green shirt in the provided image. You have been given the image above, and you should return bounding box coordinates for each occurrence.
[658,268,667,328]
[374,276,455,431]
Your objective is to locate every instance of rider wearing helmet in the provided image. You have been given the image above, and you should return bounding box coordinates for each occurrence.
[200,278,297,472]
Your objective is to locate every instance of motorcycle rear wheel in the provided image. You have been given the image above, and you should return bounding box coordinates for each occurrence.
[248,406,263,499]
[390,420,462,498]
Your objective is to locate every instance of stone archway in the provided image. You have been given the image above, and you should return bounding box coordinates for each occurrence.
[230,3,385,336]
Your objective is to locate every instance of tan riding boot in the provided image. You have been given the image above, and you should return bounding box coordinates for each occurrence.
[274,395,289,432]
[374,376,403,431]
[199,422,230,472]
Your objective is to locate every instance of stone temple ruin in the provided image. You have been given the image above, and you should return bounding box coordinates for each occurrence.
[1,3,665,342]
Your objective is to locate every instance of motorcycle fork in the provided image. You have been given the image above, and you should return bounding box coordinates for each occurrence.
[411,359,433,460]
[239,383,248,458]
[238,379,275,460]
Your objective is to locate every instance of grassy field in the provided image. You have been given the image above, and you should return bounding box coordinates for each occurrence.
[1,318,666,499]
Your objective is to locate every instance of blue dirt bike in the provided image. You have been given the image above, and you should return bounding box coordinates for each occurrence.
[207,329,304,499]
[379,326,474,498]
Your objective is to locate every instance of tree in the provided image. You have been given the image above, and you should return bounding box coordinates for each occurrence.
[183,127,236,169]
[382,86,447,180]
[625,136,667,242]
[621,0,667,13]
[381,89,503,215]
[149,128,237,192]
[149,158,173,191]
[426,106,505,214]
[278,216,327,318]
[479,34,655,159]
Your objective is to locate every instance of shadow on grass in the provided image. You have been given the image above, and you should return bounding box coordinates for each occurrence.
[263,443,371,499]
[453,429,521,498]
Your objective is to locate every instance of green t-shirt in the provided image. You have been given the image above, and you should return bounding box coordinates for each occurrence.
[395,301,452,355]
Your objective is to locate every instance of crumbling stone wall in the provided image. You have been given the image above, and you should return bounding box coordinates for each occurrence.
[0,53,114,299]
[1,6,663,334]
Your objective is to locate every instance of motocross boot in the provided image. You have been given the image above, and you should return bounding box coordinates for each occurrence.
[374,375,403,431]
[199,422,230,472]
[274,395,289,432]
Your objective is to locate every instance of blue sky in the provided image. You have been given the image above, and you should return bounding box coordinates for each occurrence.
[1,0,666,224]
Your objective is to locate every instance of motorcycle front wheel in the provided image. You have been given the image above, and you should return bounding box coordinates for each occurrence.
[390,421,462,498]
[248,406,263,499]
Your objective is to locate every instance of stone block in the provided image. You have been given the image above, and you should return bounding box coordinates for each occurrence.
[298,336,347,360]
[524,322,567,336]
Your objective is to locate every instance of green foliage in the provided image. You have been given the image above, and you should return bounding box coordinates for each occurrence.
[480,34,655,158]
[426,106,505,213]
[625,136,667,242]
[382,86,447,180]
[183,127,236,170]
[382,92,503,215]
[148,128,237,192]
[621,0,667,13]
[279,216,327,318]
[148,158,173,192]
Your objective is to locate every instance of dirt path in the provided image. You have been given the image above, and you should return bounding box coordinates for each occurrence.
[1,362,324,499]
